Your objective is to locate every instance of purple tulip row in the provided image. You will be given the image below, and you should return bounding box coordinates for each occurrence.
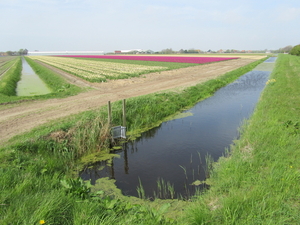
[55,55,239,64]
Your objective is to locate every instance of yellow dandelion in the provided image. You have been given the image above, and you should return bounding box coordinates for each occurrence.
[39,220,46,224]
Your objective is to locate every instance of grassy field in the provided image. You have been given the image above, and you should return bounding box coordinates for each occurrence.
[0,56,19,76]
[182,54,300,224]
[0,57,267,224]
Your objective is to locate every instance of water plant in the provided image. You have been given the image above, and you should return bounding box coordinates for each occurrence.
[154,178,175,200]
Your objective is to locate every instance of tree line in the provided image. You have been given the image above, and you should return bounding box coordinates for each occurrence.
[1,49,28,56]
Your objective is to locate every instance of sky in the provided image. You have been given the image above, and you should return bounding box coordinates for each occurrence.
[1,0,300,52]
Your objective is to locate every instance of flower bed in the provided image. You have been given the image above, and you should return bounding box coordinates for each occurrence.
[56,55,239,64]
[28,56,168,82]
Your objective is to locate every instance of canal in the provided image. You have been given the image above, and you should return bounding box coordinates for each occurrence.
[81,57,277,199]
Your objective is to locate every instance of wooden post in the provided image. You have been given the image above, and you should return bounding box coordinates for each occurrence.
[122,99,126,127]
[108,101,112,125]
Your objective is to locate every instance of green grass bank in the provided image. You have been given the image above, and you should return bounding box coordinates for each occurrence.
[0,57,22,96]
[183,54,300,224]
[1,57,268,224]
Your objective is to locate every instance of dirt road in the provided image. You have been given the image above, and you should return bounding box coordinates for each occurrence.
[0,57,262,145]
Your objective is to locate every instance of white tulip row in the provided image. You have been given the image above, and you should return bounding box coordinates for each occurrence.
[28,56,167,82]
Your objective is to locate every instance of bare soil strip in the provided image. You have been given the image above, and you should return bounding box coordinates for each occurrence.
[0,58,261,144]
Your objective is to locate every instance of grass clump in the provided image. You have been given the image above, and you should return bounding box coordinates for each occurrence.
[182,54,300,224]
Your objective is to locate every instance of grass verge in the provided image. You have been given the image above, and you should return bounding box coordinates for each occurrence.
[0,57,22,96]
[182,54,300,224]
[1,57,267,224]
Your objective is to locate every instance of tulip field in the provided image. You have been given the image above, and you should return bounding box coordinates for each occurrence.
[28,55,239,83]
[56,55,239,64]
[28,56,169,82]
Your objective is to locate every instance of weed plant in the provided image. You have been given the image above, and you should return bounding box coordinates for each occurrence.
[182,54,300,224]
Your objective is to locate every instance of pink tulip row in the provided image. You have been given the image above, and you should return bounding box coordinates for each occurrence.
[55,55,239,64]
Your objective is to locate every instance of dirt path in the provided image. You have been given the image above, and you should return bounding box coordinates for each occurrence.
[0,57,262,144]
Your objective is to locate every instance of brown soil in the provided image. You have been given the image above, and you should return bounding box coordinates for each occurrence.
[0,57,263,145]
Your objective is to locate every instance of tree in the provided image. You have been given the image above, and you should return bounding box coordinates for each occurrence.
[290,45,300,56]
[18,49,24,55]
[281,45,293,53]
[6,51,13,56]
[161,48,175,54]
[17,48,28,55]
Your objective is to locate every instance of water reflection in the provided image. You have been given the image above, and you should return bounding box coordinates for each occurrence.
[81,59,275,199]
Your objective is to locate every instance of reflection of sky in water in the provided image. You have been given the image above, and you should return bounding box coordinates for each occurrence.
[81,61,274,198]
[264,57,277,63]
[16,58,51,96]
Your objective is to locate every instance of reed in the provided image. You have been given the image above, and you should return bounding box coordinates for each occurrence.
[155,178,175,200]
[136,178,146,199]
[71,115,112,158]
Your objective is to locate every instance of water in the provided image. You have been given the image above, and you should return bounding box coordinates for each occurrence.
[16,57,51,96]
[80,57,276,198]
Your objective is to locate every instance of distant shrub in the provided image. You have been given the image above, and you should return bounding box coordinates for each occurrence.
[290,44,300,56]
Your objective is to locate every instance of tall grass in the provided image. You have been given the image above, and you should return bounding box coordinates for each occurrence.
[182,54,300,224]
